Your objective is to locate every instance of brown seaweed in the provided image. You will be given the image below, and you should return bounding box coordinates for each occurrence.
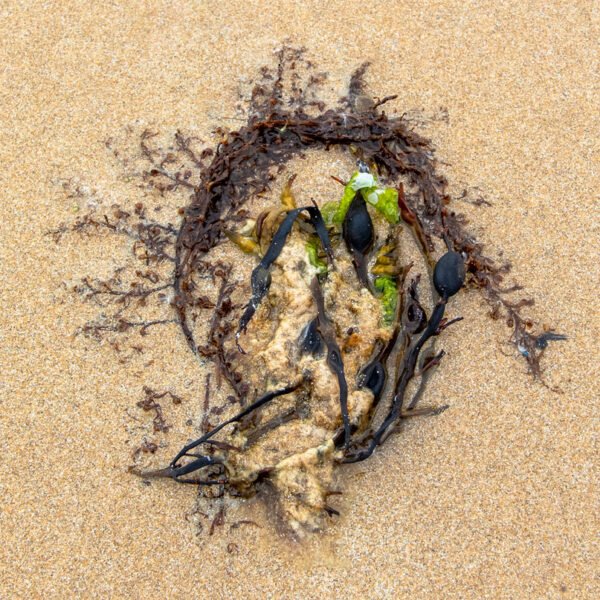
[344,251,464,462]
[310,277,351,449]
[52,44,567,530]
[52,46,564,381]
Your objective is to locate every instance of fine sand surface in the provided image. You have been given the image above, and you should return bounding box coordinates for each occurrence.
[1,2,598,598]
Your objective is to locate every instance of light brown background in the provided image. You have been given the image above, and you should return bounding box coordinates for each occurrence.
[1,1,598,598]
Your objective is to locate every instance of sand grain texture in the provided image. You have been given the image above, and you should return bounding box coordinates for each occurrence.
[1,1,598,598]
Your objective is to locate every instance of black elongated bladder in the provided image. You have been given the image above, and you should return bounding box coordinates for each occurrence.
[342,191,374,288]
[310,276,351,449]
[298,317,324,356]
[433,251,465,300]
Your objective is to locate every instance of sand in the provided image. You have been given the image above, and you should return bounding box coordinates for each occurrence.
[1,1,598,598]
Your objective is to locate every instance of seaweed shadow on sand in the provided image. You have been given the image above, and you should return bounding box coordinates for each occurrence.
[51,45,566,535]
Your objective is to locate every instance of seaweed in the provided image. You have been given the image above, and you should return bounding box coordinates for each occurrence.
[342,191,374,288]
[344,251,464,462]
[135,382,303,484]
[53,44,566,532]
[136,386,183,433]
[310,277,351,449]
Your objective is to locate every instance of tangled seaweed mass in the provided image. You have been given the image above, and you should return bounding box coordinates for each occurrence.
[53,47,565,534]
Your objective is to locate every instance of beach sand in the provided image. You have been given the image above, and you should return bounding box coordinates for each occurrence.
[1,1,598,597]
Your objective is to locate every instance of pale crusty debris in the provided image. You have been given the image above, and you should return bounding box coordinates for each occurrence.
[221,225,391,534]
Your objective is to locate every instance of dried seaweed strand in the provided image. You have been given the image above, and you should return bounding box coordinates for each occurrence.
[310,277,351,449]
[156,382,303,481]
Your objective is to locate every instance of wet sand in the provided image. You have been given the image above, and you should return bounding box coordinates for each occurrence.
[1,2,598,598]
